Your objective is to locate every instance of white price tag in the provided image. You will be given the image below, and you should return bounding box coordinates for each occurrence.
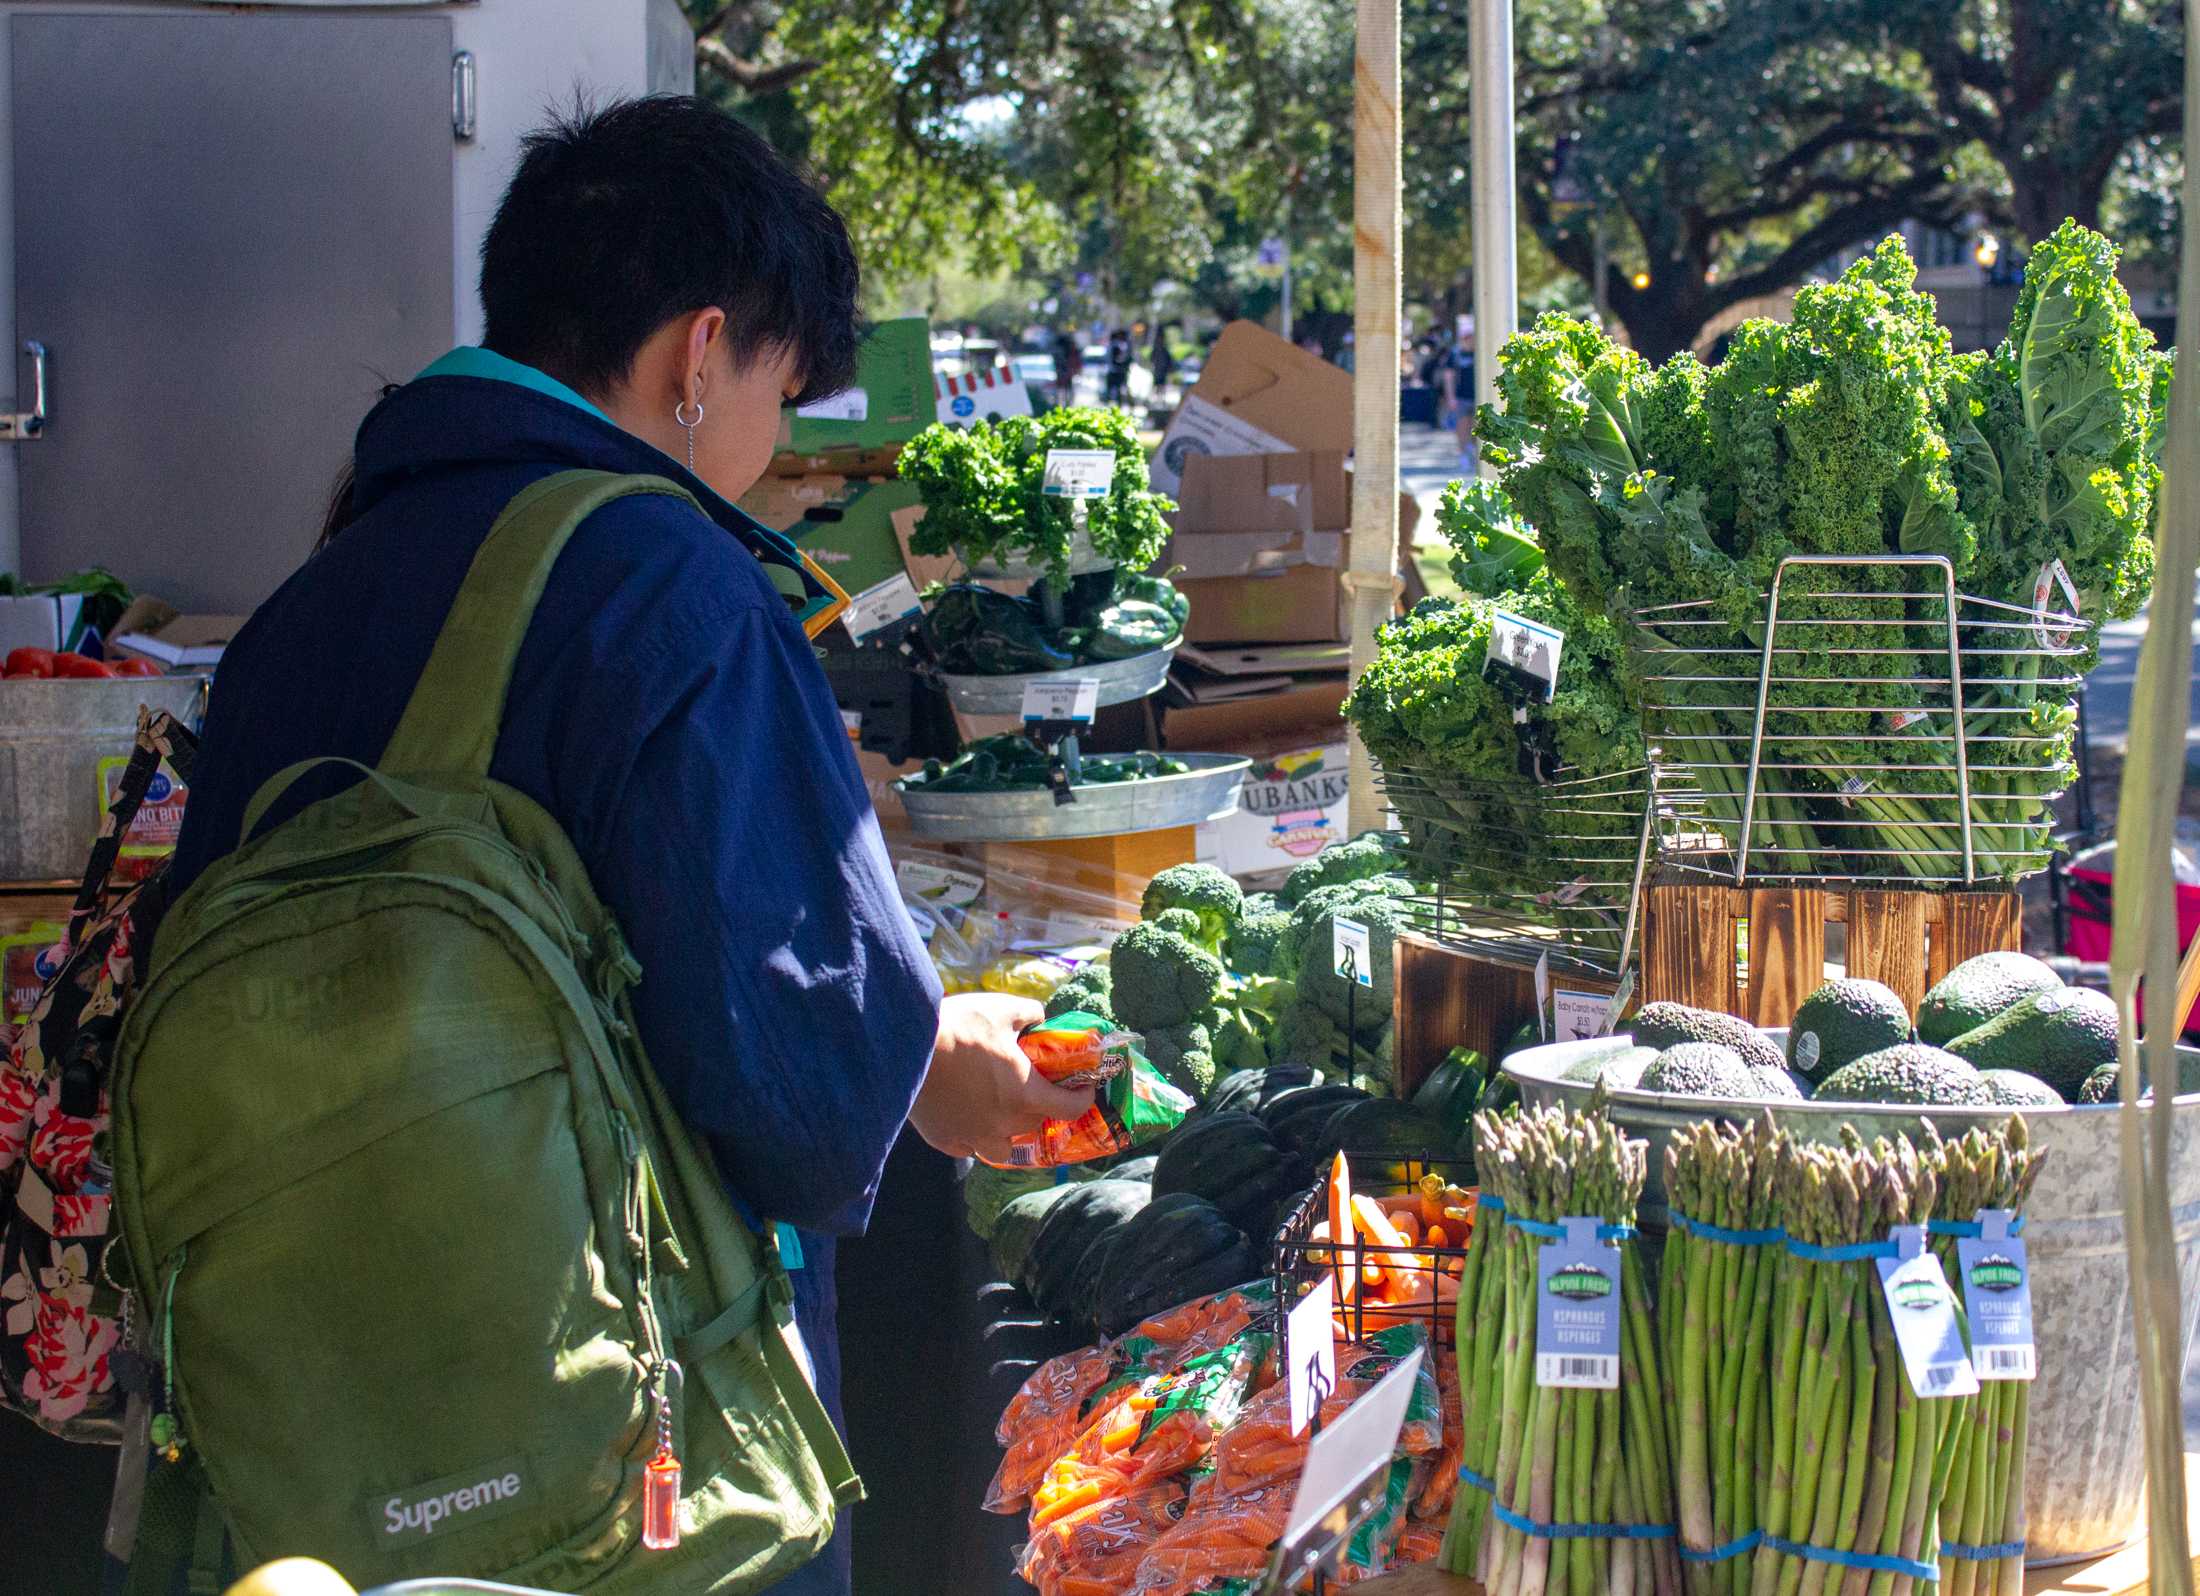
[839,709,863,735]
[1552,989,1609,1045]
[2033,558,2081,649]
[1876,1228,1980,1399]
[796,386,869,421]
[1534,949,1551,1041]
[1332,917,1374,987]
[1021,677,1100,725]
[1599,969,1636,1037]
[840,572,923,642]
[1957,1211,2037,1383]
[1282,1347,1426,1546]
[1287,1275,1338,1437]
[1042,448,1118,499]
[1484,609,1565,703]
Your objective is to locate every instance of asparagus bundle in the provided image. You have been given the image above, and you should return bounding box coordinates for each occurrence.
[1925,1120,2046,1596]
[1457,1102,1680,1596]
[1442,1148,1513,1577]
[1659,1118,1781,1596]
[1753,1130,1945,1596]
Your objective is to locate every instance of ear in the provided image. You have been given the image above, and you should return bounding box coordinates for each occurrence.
[681,307,729,400]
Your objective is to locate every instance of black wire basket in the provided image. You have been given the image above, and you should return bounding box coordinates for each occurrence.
[1270,1153,1478,1349]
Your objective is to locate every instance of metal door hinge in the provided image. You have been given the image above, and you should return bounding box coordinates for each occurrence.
[452,51,477,142]
[0,341,47,441]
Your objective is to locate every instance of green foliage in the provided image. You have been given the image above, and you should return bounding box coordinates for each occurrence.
[1140,864,1245,953]
[900,407,1173,586]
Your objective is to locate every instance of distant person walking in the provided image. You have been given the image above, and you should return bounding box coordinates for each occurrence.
[1103,328,1134,407]
[1149,325,1176,402]
[1051,329,1082,407]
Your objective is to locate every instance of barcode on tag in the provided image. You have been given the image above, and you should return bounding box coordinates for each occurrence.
[1974,1346,2036,1381]
[1536,1354,1618,1389]
[1917,1362,1973,1395]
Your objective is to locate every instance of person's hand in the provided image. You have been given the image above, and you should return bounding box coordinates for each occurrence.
[910,992,1094,1164]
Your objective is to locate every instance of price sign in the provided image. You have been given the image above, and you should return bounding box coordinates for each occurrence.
[1021,678,1100,726]
[1282,1346,1427,1546]
[1483,609,1565,703]
[1956,1210,2036,1382]
[840,572,923,643]
[1042,449,1118,499]
[1598,969,1636,1037]
[1552,989,1609,1045]
[894,859,986,908]
[1533,949,1551,1041]
[1877,1227,1980,1399]
[1287,1275,1338,1437]
[1332,917,1373,987]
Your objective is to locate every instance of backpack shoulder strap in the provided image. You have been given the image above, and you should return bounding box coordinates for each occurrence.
[378,468,699,779]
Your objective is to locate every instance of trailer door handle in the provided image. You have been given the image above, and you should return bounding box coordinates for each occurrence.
[1,341,47,441]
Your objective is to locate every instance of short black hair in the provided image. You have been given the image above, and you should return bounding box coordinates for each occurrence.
[480,96,860,405]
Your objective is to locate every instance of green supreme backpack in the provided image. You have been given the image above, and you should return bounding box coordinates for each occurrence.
[109,471,860,1591]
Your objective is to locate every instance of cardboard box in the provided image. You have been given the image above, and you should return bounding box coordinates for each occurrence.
[1171,450,1351,644]
[935,365,1035,428]
[1150,321,1353,495]
[1162,674,1349,752]
[107,597,245,668]
[0,592,87,656]
[740,476,925,612]
[766,316,934,475]
[1196,741,1353,879]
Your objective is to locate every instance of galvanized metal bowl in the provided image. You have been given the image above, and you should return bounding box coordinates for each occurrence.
[0,674,208,880]
[1505,1031,2200,1566]
[895,751,1248,843]
[938,643,1176,717]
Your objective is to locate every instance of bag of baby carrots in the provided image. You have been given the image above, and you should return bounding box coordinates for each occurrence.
[985,1014,1193,1169]
[1016,1472,1200,1596]
[1208,1323,1441,1496]
[1126,1460,1414,1596]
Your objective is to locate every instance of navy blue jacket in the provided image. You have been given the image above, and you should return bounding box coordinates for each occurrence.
[169,370,942,1567]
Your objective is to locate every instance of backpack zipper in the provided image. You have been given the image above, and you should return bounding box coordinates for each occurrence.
[151,1246,187,1461]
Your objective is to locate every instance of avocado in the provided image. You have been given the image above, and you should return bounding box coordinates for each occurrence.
[1814,1043,1990,1107]
[2075,1055,2200,1104]
[1751,1065,1807,1100]
[1978,1069,2064,1108]
[1787,978,1913,1081]
[1631,1003,1787,1081]
[1560,1045,1659,1089]
[1916,952,2064,1047]
[1639,1042,1759,1100]
[1945,986,2118,1099]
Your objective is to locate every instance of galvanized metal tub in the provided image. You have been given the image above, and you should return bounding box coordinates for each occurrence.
[0,676,208,880]
[938,643,1177,718]
[896,752,1248,843]
[1505,1032,2200,1565]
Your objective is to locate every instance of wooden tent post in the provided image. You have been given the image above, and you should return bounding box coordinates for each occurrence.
[1344,0,1402,836]
[1468,0,1518,459]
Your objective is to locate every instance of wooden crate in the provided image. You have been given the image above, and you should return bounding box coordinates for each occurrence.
[1393,932,1626,1098]
[1641,876,2022,1029]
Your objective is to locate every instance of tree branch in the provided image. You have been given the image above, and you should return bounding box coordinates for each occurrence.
[697,37,823,95]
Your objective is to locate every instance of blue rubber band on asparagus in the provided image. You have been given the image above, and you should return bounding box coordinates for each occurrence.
[1489,1500,1675,1542]
[1669,1211,1787,1246]
[1679,1529,1764,1563]
[1939,1540,2026,1561]
[1761,1534,1939,1580]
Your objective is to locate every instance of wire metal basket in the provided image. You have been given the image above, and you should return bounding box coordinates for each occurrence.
[1633,553,2095,887]
[1271,1154,1476,1350]
[1378,761,1653,981]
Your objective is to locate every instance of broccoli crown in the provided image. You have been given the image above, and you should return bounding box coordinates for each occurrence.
[1152,907,1205,941]
[1110,918,1228,1032]
[1225,907,1295,980]
[1045,966,1115,1025]
[1274,876,1414,982]
[1140,864,1244,951]
[1278,833,1401,907]
[1270,1001,1347,1071]
[1293,889,1412,1036]
[1240,891,1280,919]
[1140,1019,1217,1099]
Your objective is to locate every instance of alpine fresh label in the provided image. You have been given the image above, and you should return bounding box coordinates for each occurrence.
[1287,1273,1338,1437]
[1042,448,1118,499]
[1332,917,1373,987]
[1956,1210,2036,1382]
[1483,609,1565,703]
[1022,677,1100,726]
[1552,989,1609,1045]
[1535,1217,1620,1388]
[1876,1226,1980,1398]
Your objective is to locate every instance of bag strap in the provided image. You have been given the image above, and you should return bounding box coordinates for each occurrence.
[378,469,699,780]
[69,708,200,937]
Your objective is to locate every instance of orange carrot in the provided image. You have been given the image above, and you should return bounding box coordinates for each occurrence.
[1327,1153,1358,1305]
[1033,1480,1103,1528]
[1426,1223,1450,1249]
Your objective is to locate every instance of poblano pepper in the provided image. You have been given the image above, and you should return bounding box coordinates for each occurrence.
[922,583,1073,675]
[1088,598,1181,661]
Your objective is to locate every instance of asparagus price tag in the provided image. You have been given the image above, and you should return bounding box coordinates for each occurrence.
[1283,1345,1427,1546]
[1533,949,1551,1042]
[1021,678,1099,725]
[1042,448,1117,499]
[1955,1210,2036,1382]
[1482,609,1564,703]
[1876,1226,1980,1398]
[1332,917,1373,987]
[1287,1274,1338,1437]
[1535,1217,1620,1388]
[1552,989,1609,1045]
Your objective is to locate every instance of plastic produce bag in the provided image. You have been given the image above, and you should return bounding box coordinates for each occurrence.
[923,583,1073,675]
[987,1015,1194,1169]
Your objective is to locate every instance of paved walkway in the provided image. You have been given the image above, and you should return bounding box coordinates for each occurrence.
[1400,421,1468,542]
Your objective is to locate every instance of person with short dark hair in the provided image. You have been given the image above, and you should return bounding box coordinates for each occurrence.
[168,96,1081,1595]
[1102,326,1134,406]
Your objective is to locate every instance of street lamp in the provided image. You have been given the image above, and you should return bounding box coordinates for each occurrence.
[1973,233,2001,269]
[1630,269,1651,291]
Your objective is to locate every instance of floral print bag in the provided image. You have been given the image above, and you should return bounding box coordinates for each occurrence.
[1,706,196,1442]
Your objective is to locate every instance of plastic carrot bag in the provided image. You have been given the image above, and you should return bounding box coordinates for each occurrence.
[1209,1324,1440,1495]
[1017,1471,1200,1596]
[987,1015,1192,1169]
[1125,1477,1295,1596]
[1411,1348,1462,1523]
[1128,1278,1273,1350]
[1031,1325,1274,1511]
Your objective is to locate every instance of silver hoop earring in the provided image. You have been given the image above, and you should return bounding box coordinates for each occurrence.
[675,398,705,472]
